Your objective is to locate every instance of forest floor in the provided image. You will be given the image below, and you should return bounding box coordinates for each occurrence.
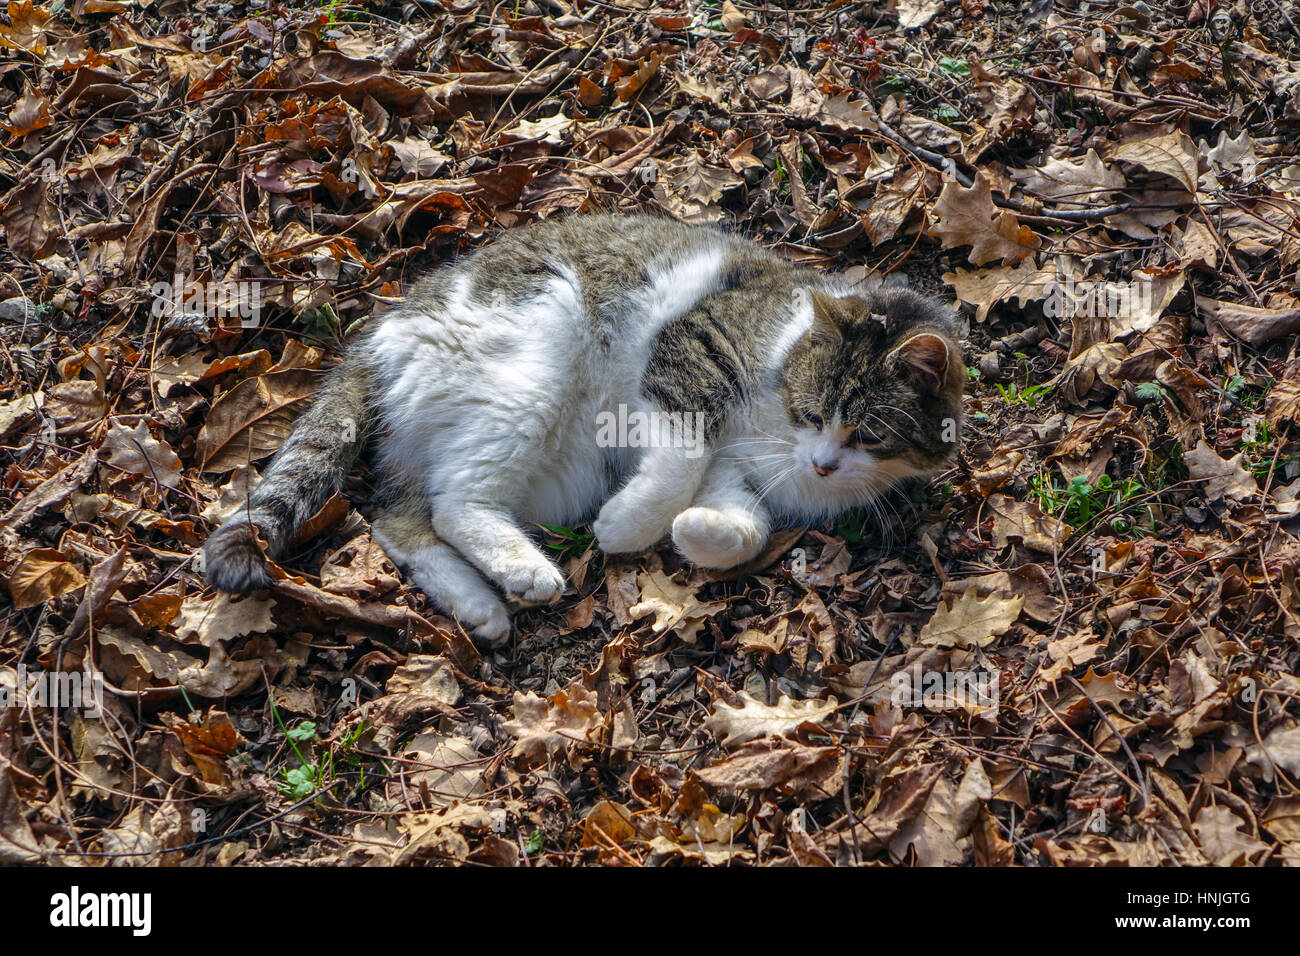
[3,0,1300,866]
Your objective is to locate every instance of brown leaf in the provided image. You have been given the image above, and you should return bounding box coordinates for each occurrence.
[702,691,837,747]
[917,586,1023,649]
[987,493,1071,552]
[943,259,1055,322]
[628,569,727,643]
[0,2,53,53]
[503,681,603,769]
[1197,297,1300,346]
[0,179,58,258]
[1108,127,1199,192]
[100,419,183,490]
[0,445,97,532]
[695,738,840,791]
[319,532,399,598]
[195,368,317,473]
[889,758,990,865]
[162,710,242,786]
[3,86,50,136]
[7,547,85,608]
[926,173,1040,266]
[1183,440,1257,500]
[273,574,478,671]
[174,592,276,646]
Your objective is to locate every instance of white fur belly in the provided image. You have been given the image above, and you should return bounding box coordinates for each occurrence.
[370,238,730,526]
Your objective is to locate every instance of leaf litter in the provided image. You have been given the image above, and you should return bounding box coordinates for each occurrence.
[2,0,1300,867]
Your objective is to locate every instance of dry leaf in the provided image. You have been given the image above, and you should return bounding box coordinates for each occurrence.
[927,172,1040,266]
[503,682,603,769]
[628,569,727,642]
[1109,128,1199,192]
[917,586,1023,649]
[7,547,85,608]
[702,691,837,747]
[173,592,276,646]
[195,369,317,473]
[100,419,183,490]
[1183,440,1257,500]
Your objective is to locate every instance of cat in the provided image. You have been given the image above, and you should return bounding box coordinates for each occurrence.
[202,213,965,646]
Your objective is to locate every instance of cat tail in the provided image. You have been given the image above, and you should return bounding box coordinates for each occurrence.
[201,356,372,592]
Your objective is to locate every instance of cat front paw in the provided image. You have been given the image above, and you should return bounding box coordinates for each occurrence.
[672,507,765,569]
[593,499,669,554]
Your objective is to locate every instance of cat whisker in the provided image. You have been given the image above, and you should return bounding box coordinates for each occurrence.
[750,463,798,512]
[875,403,923,434]
[861,410,910,445]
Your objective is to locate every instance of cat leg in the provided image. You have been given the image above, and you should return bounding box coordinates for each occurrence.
[430,495,566,606]
[672,459,771,569]
[593,445,711,554]
[596,291,749,555]
[371,501,512,646]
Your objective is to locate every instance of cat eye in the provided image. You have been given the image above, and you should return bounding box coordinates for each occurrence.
[801,411,824,430]
[852,426,884,446]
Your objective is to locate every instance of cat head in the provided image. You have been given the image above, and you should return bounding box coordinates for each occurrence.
[774,286,965,499]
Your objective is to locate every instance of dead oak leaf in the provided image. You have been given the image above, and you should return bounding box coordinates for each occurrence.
[702,691,837,747]
[1038,629,1105,684]
[100,419,183,490]
[926,173,1040,266]
[943,259,1055,322]
[1192,806,1268,864]
[917,586,1023,649]
[651,151,743,224]
[1010,148,1126,204]
[1183,440,1257,501]
[628,569,726,643]
[503,681,603,769]
[320,532,399,597]
[173,591,275,646]
[394,733,484,808]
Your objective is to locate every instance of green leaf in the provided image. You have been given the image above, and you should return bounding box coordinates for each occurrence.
[938,57,970,79]
[287,721,318,743]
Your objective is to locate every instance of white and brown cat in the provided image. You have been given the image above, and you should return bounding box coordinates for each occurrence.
[202,214,965,645]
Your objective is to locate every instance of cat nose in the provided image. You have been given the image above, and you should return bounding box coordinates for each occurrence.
[812,457,838,476]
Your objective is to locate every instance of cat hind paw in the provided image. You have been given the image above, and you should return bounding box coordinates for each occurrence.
[201,521,274,592]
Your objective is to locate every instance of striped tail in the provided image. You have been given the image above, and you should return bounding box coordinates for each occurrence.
[202,356,371,592]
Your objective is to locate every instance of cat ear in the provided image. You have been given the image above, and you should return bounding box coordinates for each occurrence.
[891,333,951,394]
[807,290,850,344]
